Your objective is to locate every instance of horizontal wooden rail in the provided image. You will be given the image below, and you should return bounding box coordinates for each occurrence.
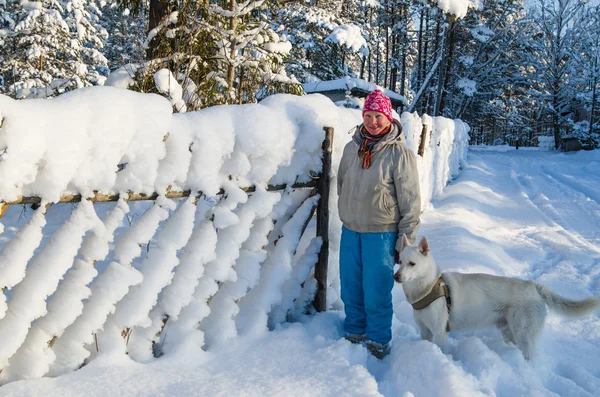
[1,181,319,206]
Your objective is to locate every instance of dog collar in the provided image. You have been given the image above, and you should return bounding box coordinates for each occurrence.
[411,276,451,331]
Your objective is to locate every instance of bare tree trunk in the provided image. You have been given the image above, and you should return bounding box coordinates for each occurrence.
[390,36,398,91]
[391,3,403,93]
[238,65,244,104]
[433,20,450,116]
[147,0,172,59]
[427,13,442,115]
[553,100,561,149]
[591,76,598,136]
[590,34,599,137]
[376,22,381,85]
[384,6,390,88]
[226,0,238,102]
[400,50,406,97]
[422,8,430,98]
[416,8,424,91]
[368,7,372,82]
[360,54,366,80]
[438,19,456,116]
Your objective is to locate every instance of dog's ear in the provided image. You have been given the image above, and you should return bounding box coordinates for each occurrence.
[401,234,410,252]
[418,236,430,256]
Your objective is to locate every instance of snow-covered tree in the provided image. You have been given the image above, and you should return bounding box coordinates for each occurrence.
[446,0,533,137]
[0,0,109,98]
[100,2,147,70]
[527,0,588,148]
[274,0,369,82]
[123,0,302,110]
[579,5,600,148]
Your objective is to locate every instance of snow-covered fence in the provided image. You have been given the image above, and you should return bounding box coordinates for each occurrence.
[400,112,470,209]
[0,87,468,384]
[538,136,555,151]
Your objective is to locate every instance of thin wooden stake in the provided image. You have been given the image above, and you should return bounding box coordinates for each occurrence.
[417,123,428,157]
[313,127,334,312]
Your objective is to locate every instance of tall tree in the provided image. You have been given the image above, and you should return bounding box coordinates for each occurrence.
[528,0,587,148]
[275,0,368,82]
[124,0,301,109]
[449,0,533,135]
[582,5,600,146]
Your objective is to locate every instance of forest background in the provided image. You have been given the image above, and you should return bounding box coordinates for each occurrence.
[1,0,599,150]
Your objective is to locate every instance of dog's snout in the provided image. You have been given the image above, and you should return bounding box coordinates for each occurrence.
[393,272,402,283]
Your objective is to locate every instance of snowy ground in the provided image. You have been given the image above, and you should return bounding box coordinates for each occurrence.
[1,146,599,397]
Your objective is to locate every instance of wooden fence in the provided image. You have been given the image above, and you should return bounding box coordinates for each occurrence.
[0,127,334,382]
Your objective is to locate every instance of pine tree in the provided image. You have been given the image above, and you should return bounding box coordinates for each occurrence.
[100,2,147,70]
[274,0,368,82]
[123,0,301,110]
[0,0,109,98]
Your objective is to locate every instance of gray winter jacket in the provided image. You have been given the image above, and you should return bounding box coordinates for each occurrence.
[337,120,421,251]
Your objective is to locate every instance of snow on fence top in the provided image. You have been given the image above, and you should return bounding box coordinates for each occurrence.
[0,86,469,384]
[0,87,331,203]
[0,86,469,208]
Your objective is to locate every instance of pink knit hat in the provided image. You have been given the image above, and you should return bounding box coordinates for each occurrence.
[362,90,393,122]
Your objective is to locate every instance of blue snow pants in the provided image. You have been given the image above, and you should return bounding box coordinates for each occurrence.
[340,226,397,345]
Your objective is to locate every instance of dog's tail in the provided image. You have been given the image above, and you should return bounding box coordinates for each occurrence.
[536,284,600,317]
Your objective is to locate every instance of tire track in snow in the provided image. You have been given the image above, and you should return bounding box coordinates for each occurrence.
[540,166,600,237]
[511,166,600,296]
[511,168,600,256]
[507,157,600,395]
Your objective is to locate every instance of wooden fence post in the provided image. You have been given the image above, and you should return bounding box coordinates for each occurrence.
[417,123,428,157]
[0,202,6,219]
[314,126,334,312]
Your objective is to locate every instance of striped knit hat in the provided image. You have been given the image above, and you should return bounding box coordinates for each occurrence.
[362,90,393,122]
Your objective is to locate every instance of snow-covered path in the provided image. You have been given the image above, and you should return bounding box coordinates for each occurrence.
[2,147,599,397]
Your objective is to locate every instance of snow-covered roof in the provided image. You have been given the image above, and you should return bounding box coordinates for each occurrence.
[303,77,407,105]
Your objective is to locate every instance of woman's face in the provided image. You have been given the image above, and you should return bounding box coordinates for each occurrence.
[363,111,391,135]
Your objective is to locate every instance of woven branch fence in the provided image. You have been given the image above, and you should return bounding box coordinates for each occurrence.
[0,127,334,384]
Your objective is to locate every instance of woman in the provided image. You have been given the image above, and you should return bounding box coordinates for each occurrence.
[337,89,421,359]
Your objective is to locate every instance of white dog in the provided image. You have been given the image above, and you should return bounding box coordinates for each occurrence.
[394,234,600,359]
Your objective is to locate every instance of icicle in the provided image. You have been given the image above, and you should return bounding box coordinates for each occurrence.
[0,205,48,320]
[1,198,128,382]
[0,200,97,377]
[49,196,171,376]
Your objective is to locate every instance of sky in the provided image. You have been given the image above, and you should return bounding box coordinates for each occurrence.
[0,145,599,397]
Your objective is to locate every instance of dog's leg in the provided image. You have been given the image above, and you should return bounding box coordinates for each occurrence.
[500,326,517,346]
[416,320,433,342]
[508,302,546,360]
[496,317,516,345]
[431,331,448,349]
